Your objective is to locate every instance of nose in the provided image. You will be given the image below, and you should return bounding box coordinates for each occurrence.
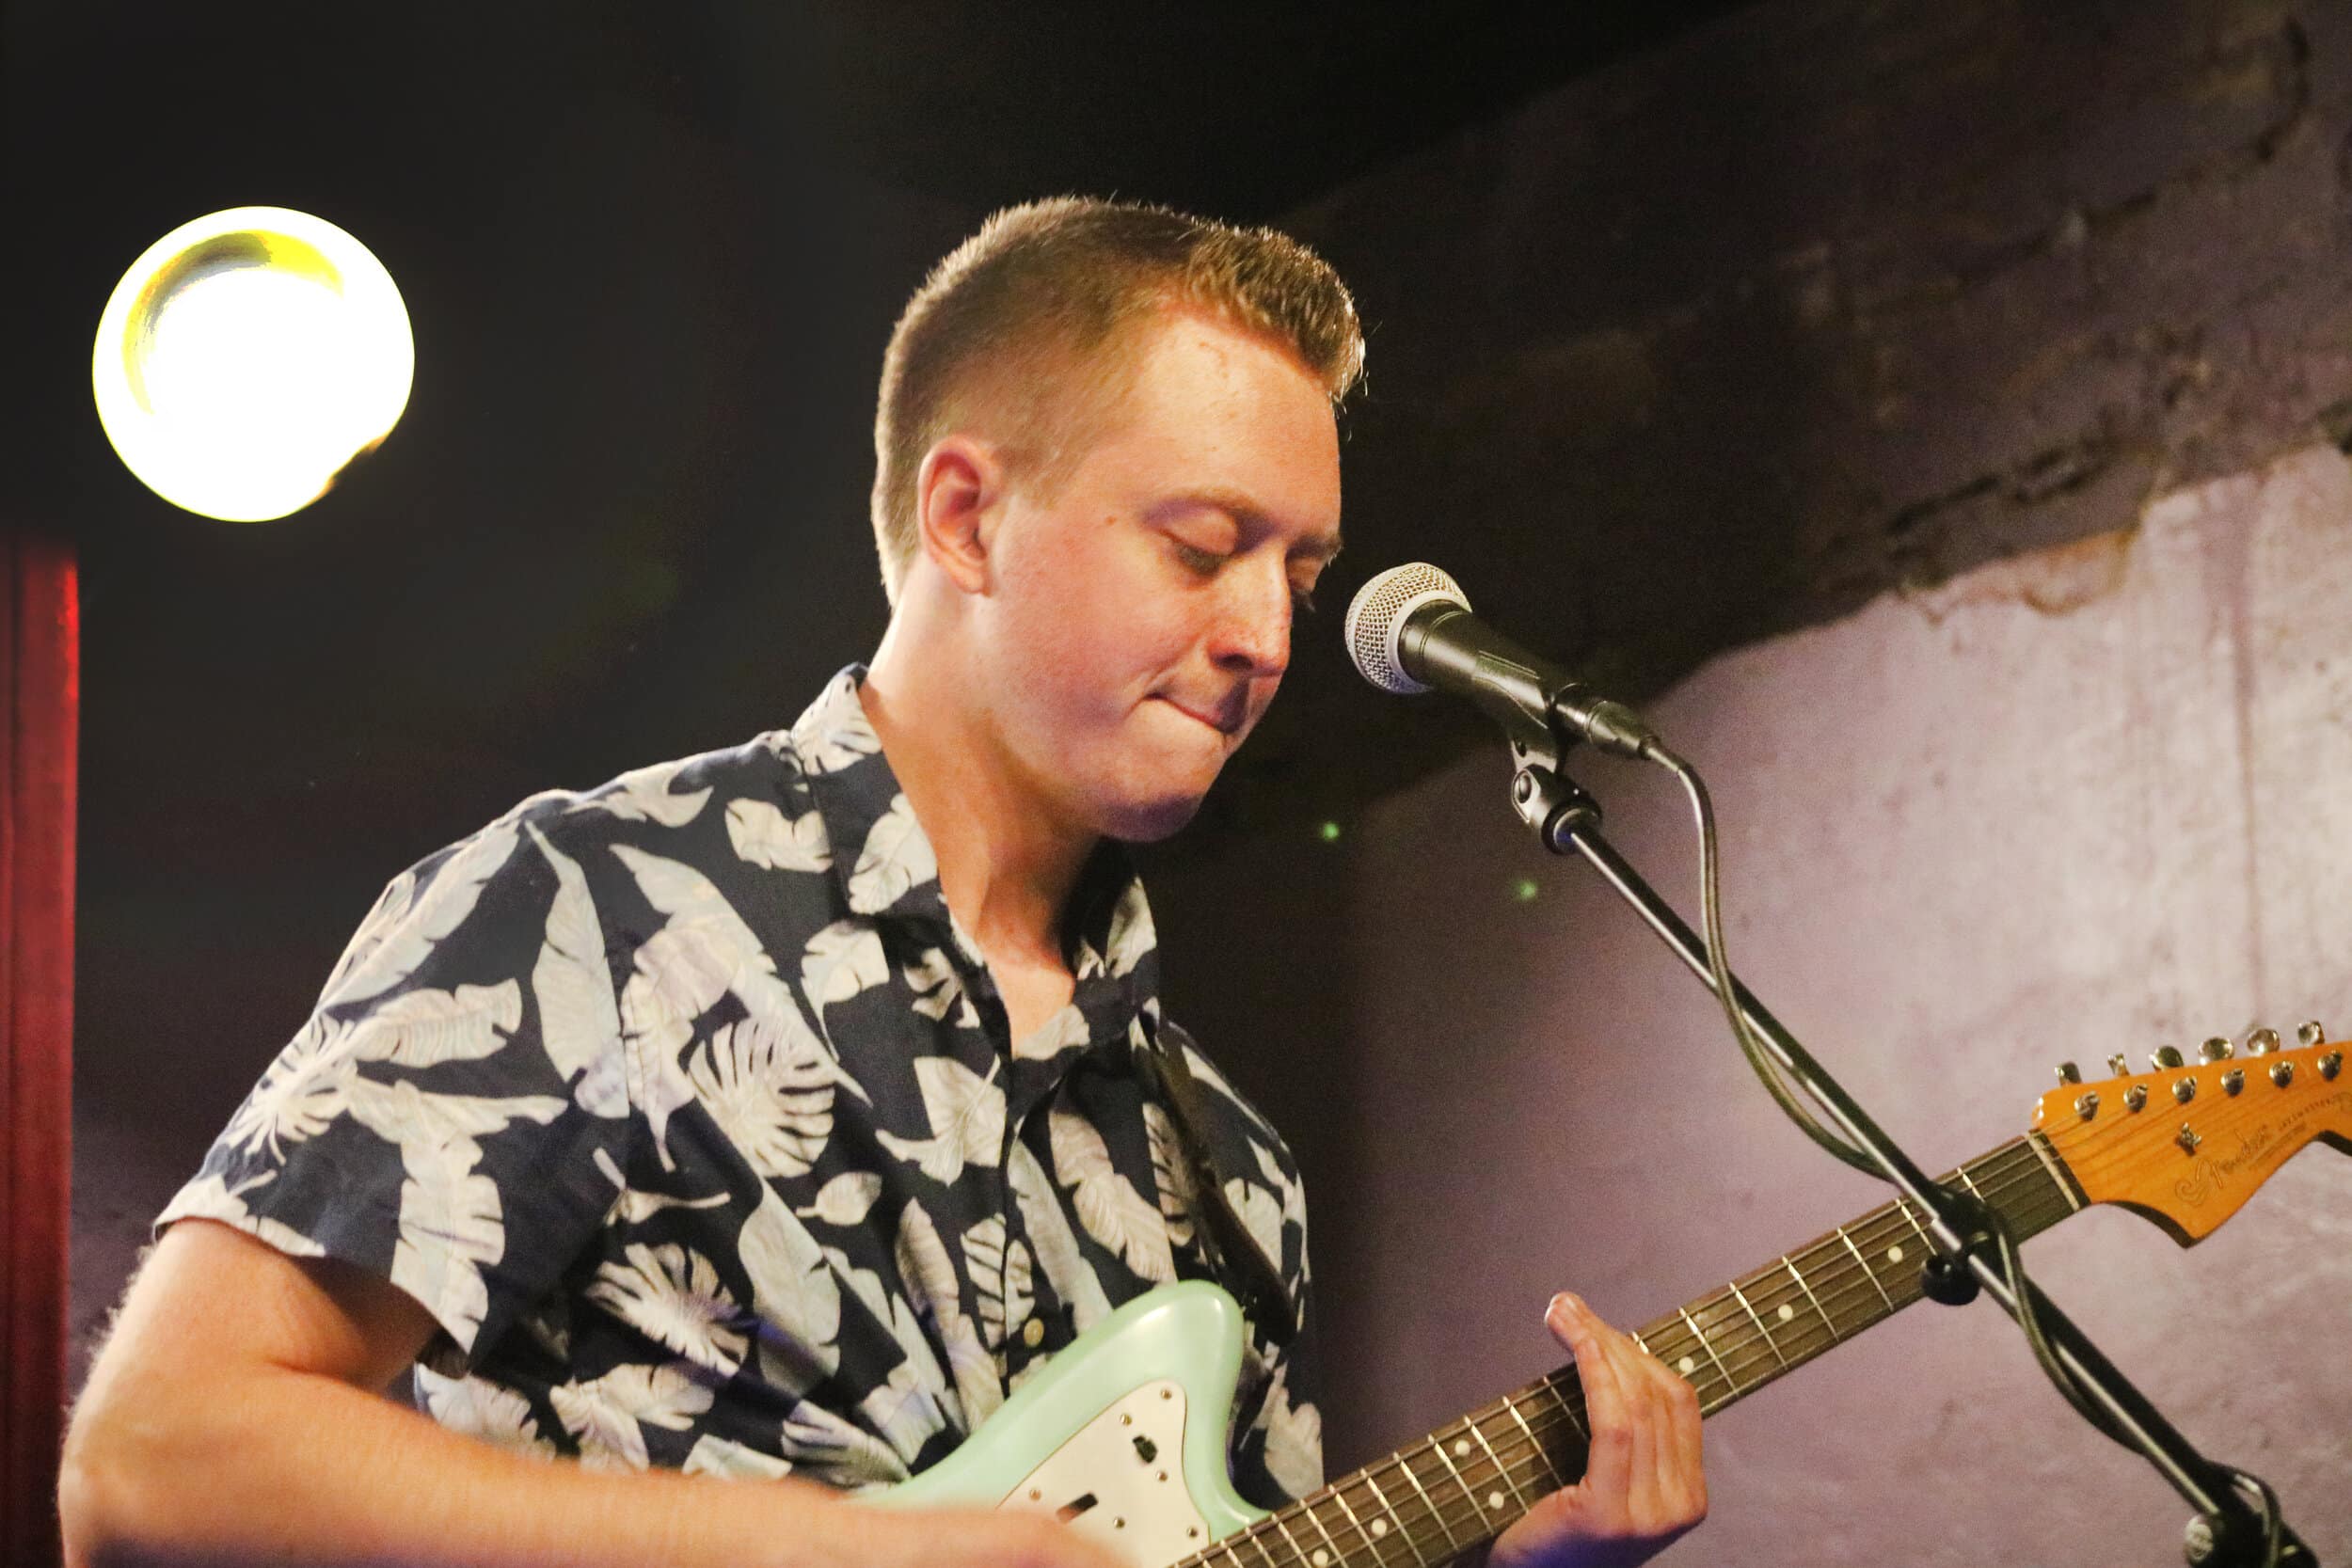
[1207,556,1293,681]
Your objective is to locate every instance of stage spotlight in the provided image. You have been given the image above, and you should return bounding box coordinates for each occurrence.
[91,206,414,522]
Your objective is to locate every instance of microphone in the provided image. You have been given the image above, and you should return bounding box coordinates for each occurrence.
[1343,562,1662,760]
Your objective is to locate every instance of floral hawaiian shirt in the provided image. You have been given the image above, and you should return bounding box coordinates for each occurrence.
[161,666,1321,1508]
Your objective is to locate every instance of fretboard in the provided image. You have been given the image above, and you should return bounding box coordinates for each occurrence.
[1183,1134,2081,1568]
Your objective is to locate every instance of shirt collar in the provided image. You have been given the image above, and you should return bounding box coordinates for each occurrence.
[787,665,1163,1047]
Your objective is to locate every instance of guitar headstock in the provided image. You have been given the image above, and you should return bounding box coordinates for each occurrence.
[2031,1024,2352,1243]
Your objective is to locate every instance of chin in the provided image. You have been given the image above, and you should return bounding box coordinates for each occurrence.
[1099,789,1209,844]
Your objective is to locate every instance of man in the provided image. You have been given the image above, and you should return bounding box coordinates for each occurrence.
[62,198,1706,1568]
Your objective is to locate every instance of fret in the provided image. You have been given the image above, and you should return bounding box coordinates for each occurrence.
[1677,1306,1737,1400]
[1327,1482,1396,1568]
[1781,1253,1838,1344]
[1500,1391,1565,1486]
[1466,1418,1532,1511]
[1386,1448,1462,1555]
[1724,1279,1788,1370]
[1218,1537,1260,1568]
[1951,1164,1986,1204]
[1295,1492,1352,1568]
[1249,1523,1289,1568]
[1361,1461,1438,1566]
[1426,1433,1492,1534]
[1270,1510,1319,1568]
[1834,1223,1897,1312]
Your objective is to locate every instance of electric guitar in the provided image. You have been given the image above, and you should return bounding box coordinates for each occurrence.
[876,1032,2351,1567]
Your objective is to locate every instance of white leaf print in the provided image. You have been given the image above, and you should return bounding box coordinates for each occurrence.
[222,1013,358,1162]
[895,1202,1000,1430]
[860,1356,950,1466]
[550,1362,715,1471]
[1142,1103,1197,1249]
[1254,1359,1325,1502]
[612,1189,731,1227]
[612,844,860,1168]
[961,1217,1034,1354]
[1011,1003,1089,1062]
[529,825,628,1117]
[787,674,884,776]
[417,1367,554,1458]
[725,798,832,873]
[686,1013,835,1180]
[1104,879,1155,978]
[1007,1141,1110,1332]
[873,1055,1004,1186]
[342,1075,568,1149]
[802,920,887,1008]
[1252,1138,1309,1242]
[322,819,521,1007]
[781,1396,908,1488]
[738,1189,841,1395]
[1049,1110,1174,1282]
[1222,1177,1285,1272]
[346,980,522,1069]
[156,1171,325,1259]
[684,1433,793,1480]
[586,1242,751,1376]
[569,757,712,827]
[796,1171,883,1227]
[821,1243,952,1428]
[903,947,977,1025]
[384,1133,505,1348]
[846,794,937,915]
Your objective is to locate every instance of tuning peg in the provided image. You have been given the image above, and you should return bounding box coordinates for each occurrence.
[2151,1046,2185,1070]
[2199,1037,2233,1062]
[2056,1061,2082,1085]
[2297,1021,2326,1048]
[2246,1028,2280,1055]
[2106,1053,2131,1076]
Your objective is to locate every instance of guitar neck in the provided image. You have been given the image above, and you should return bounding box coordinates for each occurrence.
[1204,1134,2081,1568]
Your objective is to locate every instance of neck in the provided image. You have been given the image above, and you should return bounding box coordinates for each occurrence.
[863,616,1092,968]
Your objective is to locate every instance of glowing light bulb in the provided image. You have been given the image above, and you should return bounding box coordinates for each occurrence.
[92,206,414,522]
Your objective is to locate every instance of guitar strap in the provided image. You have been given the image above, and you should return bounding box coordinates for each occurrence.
[1147,1022,1297,1347]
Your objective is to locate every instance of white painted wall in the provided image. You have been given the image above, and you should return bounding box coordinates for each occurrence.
[1330,445,2352,1566]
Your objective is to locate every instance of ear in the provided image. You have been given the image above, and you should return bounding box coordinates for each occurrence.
[913,435,1002,595]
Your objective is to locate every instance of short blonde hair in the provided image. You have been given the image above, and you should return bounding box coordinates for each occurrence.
[870,197,1364,602]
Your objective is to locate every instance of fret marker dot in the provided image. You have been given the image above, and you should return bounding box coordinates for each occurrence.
[1776,1303,1795,1323]
[1677,1355,1696,1375]
[1886,1243,1904,1263]
[1312,1552,1329,1567]
[1454,1439,1471,1458]
[1487,1491,1506,1512]
[1371,1521,1390,1538]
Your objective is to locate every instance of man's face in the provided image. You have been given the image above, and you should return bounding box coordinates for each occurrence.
[969,309,1343,842]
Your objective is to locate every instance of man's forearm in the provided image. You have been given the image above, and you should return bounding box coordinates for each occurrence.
[59,1361,1041,1568]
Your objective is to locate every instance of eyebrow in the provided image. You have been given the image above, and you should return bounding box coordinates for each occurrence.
[1163,487,1343,563]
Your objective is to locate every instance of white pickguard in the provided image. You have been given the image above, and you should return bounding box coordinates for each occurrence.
[995,1379,1211,1566]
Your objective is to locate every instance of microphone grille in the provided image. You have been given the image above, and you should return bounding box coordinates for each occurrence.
[1343,562,1469,694]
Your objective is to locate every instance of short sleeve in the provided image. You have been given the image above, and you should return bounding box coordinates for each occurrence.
[158,802,637,1369]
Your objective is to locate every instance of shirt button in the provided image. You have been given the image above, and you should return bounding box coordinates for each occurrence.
[1022,1318,1045,1349]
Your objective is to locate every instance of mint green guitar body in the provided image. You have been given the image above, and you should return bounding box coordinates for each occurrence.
[873,1281,1271,1566]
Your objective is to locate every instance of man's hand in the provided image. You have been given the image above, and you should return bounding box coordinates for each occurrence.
[1486,1292,1707,1568]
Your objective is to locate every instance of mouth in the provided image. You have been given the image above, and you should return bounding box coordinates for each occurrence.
[1156,694,1248,737]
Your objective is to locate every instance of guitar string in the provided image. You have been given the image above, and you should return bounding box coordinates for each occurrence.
[1184,1150,2075,1568]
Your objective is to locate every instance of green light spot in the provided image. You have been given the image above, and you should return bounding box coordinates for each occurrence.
[1512,878,1540,903]
[1318,820,1343,843]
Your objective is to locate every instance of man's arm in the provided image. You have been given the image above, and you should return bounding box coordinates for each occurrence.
[60,1220,1120,1568]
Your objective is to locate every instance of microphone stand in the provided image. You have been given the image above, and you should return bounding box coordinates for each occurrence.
[1500,716,2314,1568]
